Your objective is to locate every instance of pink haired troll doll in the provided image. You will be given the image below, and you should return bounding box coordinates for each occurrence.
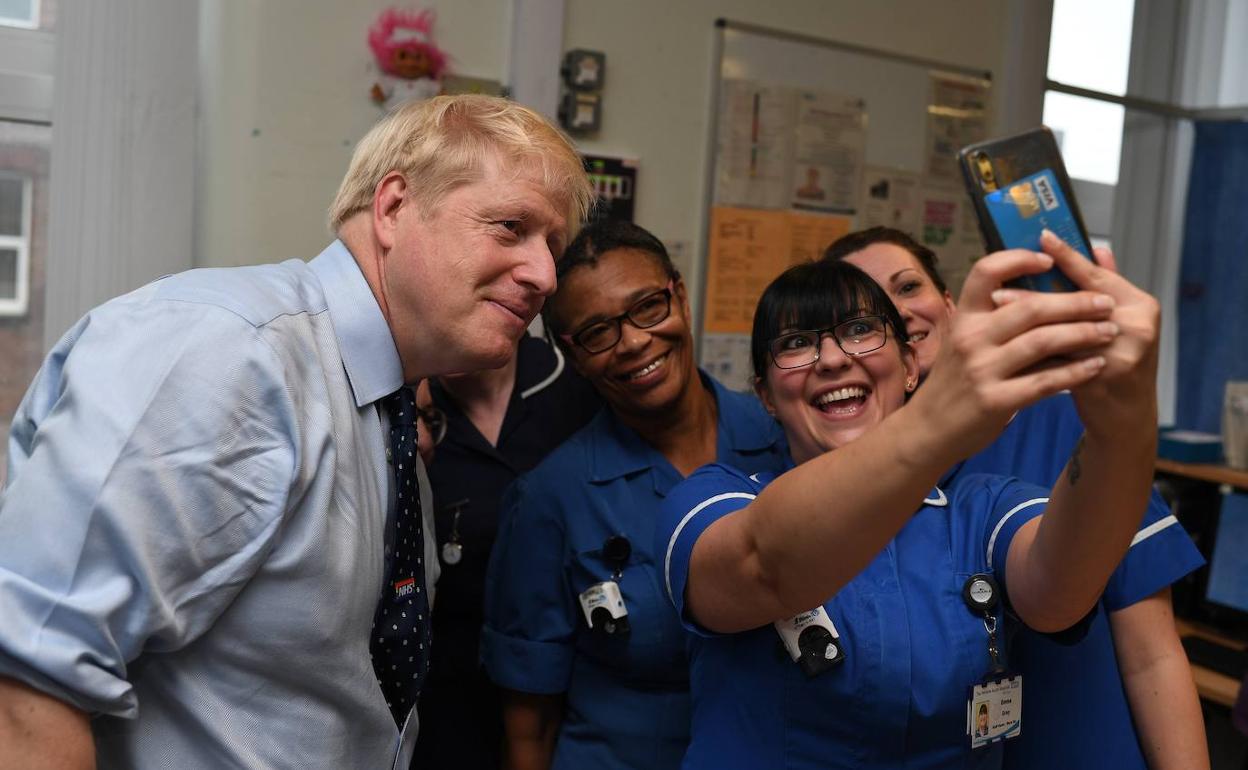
[368,7,449,110]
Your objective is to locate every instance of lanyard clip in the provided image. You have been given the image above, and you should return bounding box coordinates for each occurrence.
[983,613,1005,673]
[964,573,1007,674]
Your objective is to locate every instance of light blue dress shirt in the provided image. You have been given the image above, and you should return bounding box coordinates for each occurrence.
[0,241,436,769]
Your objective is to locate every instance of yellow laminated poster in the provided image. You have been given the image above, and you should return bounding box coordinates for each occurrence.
[704,206,851,335]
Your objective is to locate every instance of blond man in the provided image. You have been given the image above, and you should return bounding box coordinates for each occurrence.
[0,95,591,770]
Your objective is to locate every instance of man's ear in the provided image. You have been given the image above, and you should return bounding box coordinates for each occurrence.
[373,171,410,251]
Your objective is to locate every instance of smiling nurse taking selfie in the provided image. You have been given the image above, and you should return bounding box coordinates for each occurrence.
[658,235,1165,769]
[826,227,1207,770]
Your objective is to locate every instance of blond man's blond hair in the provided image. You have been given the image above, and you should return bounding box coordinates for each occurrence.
[329,95,593,233]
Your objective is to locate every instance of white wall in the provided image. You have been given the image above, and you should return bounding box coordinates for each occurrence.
[45,0,198,346]
[196,1,1035,273]
[562,0,1022,287]
[196,0,509,268]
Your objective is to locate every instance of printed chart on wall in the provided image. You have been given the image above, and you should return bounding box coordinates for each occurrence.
[699,23,993,391]
[790,91,868,213]
[926,73,989,184]
[858,166,922,234]
[704,78,860,389]
[701,206,850,391]
[922,73,991,293]
[919,185,986,296]
[715,80,866,213]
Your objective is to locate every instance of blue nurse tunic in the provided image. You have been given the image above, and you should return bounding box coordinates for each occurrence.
[659,462,1056,770]
[960,394,1204,770]
[482,374,789,770]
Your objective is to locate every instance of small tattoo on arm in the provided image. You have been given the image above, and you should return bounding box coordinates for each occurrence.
[1068,435,1086,487]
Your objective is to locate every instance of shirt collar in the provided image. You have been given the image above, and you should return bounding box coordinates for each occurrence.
[924,462,966,507]
[308,240,403,407]
[514,334,563,399]
[588,409,657,483]
[587,370,784,484]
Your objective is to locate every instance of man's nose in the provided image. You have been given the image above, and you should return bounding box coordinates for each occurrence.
[517,240,557,297]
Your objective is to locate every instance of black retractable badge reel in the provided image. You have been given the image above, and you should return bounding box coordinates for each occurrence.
[440,498,469,566]
[577,535,631,636]
[962,573,1022,749]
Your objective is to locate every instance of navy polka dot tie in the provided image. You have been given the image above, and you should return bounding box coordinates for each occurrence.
[371,386,431,726]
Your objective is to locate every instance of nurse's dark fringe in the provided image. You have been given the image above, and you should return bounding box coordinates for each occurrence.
[750,259,910,381]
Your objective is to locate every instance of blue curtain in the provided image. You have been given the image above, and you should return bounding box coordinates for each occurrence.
[1177,121,1248,433]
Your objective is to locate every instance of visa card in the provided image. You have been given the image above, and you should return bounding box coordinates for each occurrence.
[983,168,1093,291]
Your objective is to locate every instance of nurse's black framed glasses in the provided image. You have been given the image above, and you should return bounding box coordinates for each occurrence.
[561,282,674,354]
[768,315,890,369]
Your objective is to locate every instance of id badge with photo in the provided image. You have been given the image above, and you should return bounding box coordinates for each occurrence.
[966,673,1022,749]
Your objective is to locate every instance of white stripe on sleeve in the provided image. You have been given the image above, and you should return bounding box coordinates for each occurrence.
[664,492,756,605]
[985,497,1049,569]
[1130,514,1179,547]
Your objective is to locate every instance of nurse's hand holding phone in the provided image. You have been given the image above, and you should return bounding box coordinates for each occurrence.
[1005,230,1161,439]
[960,127,1099,292]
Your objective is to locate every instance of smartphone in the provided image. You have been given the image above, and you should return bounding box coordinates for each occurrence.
[959,127,1095,292]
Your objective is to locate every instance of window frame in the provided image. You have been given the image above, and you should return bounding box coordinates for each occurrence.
[0,0,39,30]
[0,171,31,316]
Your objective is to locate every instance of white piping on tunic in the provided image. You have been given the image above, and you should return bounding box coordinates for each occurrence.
[664,492,757,604]
[985,497,1049,569]
[1130,514,1180,547]
[520,344,565,399]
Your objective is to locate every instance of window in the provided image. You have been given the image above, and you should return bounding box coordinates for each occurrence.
[0,0,52,484]
[1042,0,1135,186]
[0,172,30,315]
[1042,92,1125,187]
[0,0,39,29]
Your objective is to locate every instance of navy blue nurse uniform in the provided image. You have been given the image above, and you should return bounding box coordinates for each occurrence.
[659,462,1056,770]
[414,336,601,770]
[960,394,1204,770]
[482,374,789,770]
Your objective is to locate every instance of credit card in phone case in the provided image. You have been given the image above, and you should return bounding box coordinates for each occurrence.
[983,168,1093,292]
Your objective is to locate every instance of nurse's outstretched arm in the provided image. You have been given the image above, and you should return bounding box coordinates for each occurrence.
[686,247,1122,633]
[1003,231,1162,632]
[1111,589,1210,770]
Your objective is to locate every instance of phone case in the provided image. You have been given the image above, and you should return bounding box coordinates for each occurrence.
[958,127,1095,292]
